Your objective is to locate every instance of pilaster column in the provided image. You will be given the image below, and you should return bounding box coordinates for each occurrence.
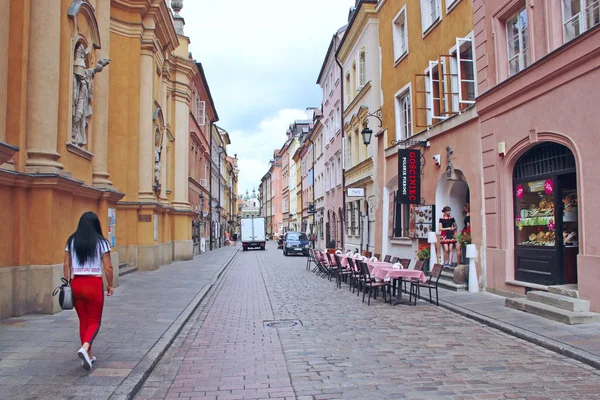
[172,96,190,209]
[138,49,154,201]
[0,0,9,143]
[92,0,112,188]
[24,0,63,173]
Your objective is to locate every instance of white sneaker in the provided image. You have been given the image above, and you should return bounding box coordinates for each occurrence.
[81,356,96,366]
[77,347,92,371]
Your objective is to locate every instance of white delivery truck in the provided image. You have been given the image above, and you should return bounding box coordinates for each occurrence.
[241,217,266,251]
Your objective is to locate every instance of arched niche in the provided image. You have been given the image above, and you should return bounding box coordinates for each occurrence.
[68,0,101,49]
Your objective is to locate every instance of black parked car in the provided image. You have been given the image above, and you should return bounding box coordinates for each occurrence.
[282,231,311,256]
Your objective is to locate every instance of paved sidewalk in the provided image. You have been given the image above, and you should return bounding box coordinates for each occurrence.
[0,245,239,400]
[437,289,600,370]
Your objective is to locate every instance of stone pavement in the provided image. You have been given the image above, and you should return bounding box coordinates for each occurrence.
[137,242,600,399]
[0,244,239,400]
[437,289,600,370]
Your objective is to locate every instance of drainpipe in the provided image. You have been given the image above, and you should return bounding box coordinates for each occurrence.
[335,34,345,251]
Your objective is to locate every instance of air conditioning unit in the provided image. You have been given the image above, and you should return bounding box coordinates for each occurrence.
[199,178,208,187]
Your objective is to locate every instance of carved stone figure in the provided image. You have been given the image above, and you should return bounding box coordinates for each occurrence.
[446,146,457,180]
[153,129,163,193]
[72,43,110,147]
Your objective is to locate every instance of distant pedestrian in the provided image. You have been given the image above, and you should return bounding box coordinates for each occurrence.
[64,211,114,371]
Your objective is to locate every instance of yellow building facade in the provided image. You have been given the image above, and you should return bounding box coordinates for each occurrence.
[0,0,194,320]
[376,0,483,281]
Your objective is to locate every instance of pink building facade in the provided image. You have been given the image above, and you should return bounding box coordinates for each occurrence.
[474,0,600,309]
[317,25,346,249]
[189,62,217,255]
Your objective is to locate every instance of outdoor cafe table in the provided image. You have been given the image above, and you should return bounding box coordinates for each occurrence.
[367,262,428,305]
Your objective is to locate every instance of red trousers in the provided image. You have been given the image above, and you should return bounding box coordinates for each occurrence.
[71,276,104,349]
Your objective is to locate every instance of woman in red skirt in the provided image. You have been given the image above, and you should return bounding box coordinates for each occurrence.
[439,206,457,267]
[63,212,114,371]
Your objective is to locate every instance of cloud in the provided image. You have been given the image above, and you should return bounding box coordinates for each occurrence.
[226,108,309,194]
[181,0,356,192]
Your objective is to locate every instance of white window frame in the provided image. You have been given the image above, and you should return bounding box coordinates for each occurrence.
[394,83,412,141]
[456,36,477,105]
[196,99,206,125]
[424,60,447,125]
[420,0,442,34]
[506,8,529,77]
[562,0,600,42]
[446,0,461,13]
[392,5,409,63]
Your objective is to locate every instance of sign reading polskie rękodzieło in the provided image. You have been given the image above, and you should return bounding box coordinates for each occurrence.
[398,149,420,204]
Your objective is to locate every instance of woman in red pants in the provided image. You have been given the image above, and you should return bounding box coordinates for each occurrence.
[63,212,114,370]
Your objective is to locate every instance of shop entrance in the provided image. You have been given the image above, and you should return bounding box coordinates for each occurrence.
[435,170,470,265]
[513,142,578,285]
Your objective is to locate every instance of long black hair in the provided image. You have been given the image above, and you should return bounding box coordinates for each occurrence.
[67,211,107,265]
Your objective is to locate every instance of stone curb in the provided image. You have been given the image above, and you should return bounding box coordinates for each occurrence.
[108,247,240,400]
[437,299,600,370]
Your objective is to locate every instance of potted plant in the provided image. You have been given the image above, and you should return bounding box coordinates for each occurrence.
[455,228,472,264]
[417,245,431,273]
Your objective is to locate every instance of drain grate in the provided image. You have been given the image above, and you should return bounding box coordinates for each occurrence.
[263,319,302,329]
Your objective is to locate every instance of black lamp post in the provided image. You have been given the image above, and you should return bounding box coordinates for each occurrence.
[360,109,382,147]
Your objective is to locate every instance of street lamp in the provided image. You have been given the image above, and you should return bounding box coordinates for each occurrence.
[361,126,373,146]
[360,109,382,147]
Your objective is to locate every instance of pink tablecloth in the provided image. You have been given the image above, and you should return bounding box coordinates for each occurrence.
[369,264,428,283]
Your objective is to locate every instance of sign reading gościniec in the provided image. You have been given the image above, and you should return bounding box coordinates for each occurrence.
[398,149,420,204]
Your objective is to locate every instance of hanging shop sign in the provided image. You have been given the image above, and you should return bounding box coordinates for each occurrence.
[398,149,420,204]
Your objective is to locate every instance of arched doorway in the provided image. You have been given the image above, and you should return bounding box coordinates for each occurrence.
[435,170,470,265]
[513,142,578,285]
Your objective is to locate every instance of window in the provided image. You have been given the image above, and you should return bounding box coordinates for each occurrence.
[446,0,461,12]
[196,99,205,125]
[420,0,441,33]
[390,193,410,238]
[336,106,341,132]
[358,50,367,88]
[337,156,342,186]
[346,73,351,104]
[395,88,412,141]
[352,62,357,95]
[507,8,529,76]
[563,0,600,42]
[350,202,356,235]
[393,6,408,62]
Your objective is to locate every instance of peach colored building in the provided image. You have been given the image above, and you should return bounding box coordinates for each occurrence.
[474,0,600,310]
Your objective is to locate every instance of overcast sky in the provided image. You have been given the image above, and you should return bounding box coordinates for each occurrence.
[182,0,356,196]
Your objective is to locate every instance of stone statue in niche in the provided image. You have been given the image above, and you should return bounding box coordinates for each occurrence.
[72,43,111,147]
[153,128,163,193]
[446,146,458,180]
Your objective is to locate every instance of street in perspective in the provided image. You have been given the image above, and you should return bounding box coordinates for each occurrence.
[2,0,600,399]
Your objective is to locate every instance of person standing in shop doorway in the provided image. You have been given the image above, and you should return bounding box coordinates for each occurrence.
[64,211,114,371]
[439,206,457,267]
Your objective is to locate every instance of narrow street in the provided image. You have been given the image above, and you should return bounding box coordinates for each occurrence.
[136,243,600,400]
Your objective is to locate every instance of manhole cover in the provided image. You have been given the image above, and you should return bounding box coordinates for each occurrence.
[263,319,302,329]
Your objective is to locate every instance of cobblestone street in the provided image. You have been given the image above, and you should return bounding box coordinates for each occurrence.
[136,243,600,400]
